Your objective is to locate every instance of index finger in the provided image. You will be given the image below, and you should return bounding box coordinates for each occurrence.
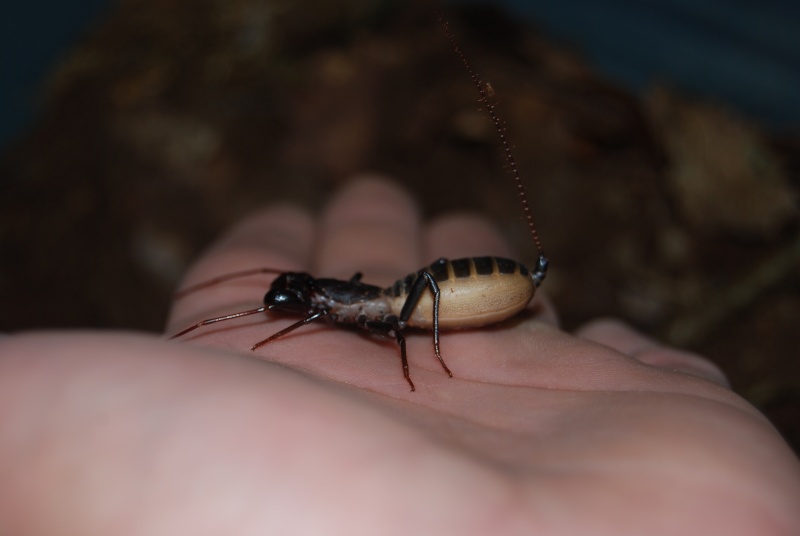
[165,205,315,333]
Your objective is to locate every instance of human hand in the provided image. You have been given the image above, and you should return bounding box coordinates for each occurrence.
[1,177,798,535]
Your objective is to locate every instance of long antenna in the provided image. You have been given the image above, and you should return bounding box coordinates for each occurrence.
[438,15,546,264]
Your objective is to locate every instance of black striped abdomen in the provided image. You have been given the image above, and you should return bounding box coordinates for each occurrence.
[386,257,535,329]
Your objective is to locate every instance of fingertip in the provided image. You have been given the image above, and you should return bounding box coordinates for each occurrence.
[168,204,314,331]
[322,174,419,232]
[180,204,315,279]
[575,318,639,348]
[213,204,315,262]
[577,318,730,388]
[424,213,514,260]
[316,174,422,283]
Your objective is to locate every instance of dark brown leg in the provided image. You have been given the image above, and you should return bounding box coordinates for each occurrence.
[169,307,267,339]
[398,271,452,377]
[364,319,415,391]
[251,310,329,350]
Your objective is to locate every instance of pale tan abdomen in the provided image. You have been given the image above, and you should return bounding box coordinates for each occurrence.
[387,257,535,330]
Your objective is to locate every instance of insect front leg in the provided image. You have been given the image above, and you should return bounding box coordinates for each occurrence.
[251,309,329,350]
[399,269,453,379]
[169,306,268,339]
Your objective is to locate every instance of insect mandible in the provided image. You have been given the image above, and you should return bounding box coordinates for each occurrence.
[169,16,549,391]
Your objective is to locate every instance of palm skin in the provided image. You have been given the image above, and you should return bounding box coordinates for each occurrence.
[1,177,798,535]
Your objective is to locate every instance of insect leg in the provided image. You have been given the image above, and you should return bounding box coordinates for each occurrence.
[169,307,267,339]
[364,319,414,391]
[398,271,453,378]
[251,309,329,350]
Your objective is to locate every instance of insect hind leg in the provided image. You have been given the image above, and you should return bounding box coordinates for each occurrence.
[398,270,453,379]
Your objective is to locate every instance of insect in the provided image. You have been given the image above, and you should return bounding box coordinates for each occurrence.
[170,15,549,391]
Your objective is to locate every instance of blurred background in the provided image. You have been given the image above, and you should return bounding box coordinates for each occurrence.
[1,0,798,450]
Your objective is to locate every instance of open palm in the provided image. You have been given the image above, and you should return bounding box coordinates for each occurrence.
[2,177,798,535]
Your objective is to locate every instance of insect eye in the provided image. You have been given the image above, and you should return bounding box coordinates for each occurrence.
[265,289,310,314]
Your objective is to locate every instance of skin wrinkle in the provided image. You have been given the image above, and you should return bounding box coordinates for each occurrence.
[578,318,730,386]
[353,386,548,480]
[516,325,737,399]
[364,384,775,524]
[349,359,762,478]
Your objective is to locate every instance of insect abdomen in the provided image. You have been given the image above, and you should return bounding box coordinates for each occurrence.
[388,257,535,329]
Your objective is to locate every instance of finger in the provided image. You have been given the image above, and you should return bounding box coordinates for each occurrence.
[315,175,422,286]
[166,205,314,332]
[424,213,558,326]
[423,213,514,259]
[576,318,730,387]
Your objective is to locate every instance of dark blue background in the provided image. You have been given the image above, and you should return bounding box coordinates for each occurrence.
[1,0,110,148]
